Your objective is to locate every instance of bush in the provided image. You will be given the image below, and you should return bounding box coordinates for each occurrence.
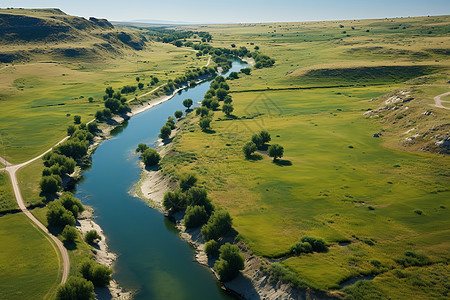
[174,110,183,119]
[196,107,210,117]
[43,153,76,175]
[142,148,160,167]
[290,242,313,255]
[40,175,62,193]
[136,143,149,153]
[85,230,101,245]
[201,209,232,241]
[80,259,112,287]
[268,263,306,288]
[47,203,75,228]
[204,240,220,258]
[242,142,257,159]
[395,250,431,267]
[199,118,212,131]
[179,173,197,191]
[73,115,81,124]
[184,205,209,229]
[55,139,89,159]
[60,192,84,218]
[103,108,112,119]
[163,189,187,212]
[62,225,78,242]
[56,277,95,300]
[159,125,172,139]
[228,72,239,80]
[241,68,251,75]
[301,236,328,253]
[214,243,245,281]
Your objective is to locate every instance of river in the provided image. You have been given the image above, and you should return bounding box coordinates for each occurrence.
[75,59,249,299]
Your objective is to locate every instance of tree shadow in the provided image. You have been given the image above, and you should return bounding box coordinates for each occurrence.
[202,129,216,134]
[144,165,161,172]
[273,159,292,166]
[63,240,77,250]
[246,153,263,161]
[224,114,238,120]
[162,137,174,145]
[257,144,269,151]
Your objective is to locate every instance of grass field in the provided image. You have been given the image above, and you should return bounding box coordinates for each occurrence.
[160,16,450,297]
[0,213,60,300]
[0,171,16,211]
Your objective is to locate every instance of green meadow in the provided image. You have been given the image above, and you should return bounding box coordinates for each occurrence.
[160,15,450,297]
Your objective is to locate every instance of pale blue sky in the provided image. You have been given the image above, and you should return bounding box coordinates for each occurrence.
[2,0,449,23]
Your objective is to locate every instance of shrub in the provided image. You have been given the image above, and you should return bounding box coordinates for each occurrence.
[241,68,251,75]
[201,209,232,241]
[159,125,172,139]
[142,148,160,167]
[199,118,212,131]
[136,143,149,153]
[301,236,328,252]
[56,277,95,300]
[40,175,62,193]
[290,242,313,255]
[62,225,78,242]
[242,142,257,159]
[196,107,210,117]
[184,205,209,229]
[174,110,183,119]
[47,203,75,228]
[214,243,245,281]
[204,240,220,258]
[370,260,382,267]
[80,259,112,287]
[268,263,306,288]
[179,173,197,191]
[395,250,431,267]
[163,189,187,212]
[85,230,101,245]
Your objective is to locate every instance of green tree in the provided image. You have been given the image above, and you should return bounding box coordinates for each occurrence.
[102,108,112,119]
[205,240,220,258]
[184,205,209,229]
[88,97,94,103]
[179,173,197,191]
[136,143,149,153]
[222,104,234,116]
[259,130,271,144]
[136,76,140,82]
[240,68,251,75]
[62,225,78,243]
[95,110,104,121]
[56,277,95,300]
[228,72,239,80]
[174,110,183,119]
[60,192,84,218]
[162,189,187,212]
[301,236,328,253]
[138,82,144,90]
[85,230,101,245]
[216,88,227,101]
[242,142,257,159]
[251,134,264,148]
[223,95,233,104]
[142,148,160,167]
[268,144,284,161]
[40,175,62,193]
[159,125,172,139]
[105,87,114,98]
[201,209,232,241]
[199,118,212,131]
[73,115,81,124]
[87,122,98,134]
[67,125,76,136]
[210,100,220,111]
[214,243,245,281]
[47,203,75,228]
[80,260,112,287]
[196,107,210,117]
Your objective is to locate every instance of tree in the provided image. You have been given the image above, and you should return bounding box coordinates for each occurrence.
[85,230,101,245]
[95,110,103,121]
[216,88,227,101]
[136,143,149,153]
[251,134,264,148]
[241,68,251,75]
[201,209,232,241]
[105,87,114,98]
[60,192,84,218]
[174,110,183,119]
[56,277,95,300]
[268,144,284,161]
[67,125,76,136]
[40,175,62,193]
[210,100,220,111]
[142,148,160,167]
[184,205,209,229]
[179,173,197,191]
[196,107,210,117]
[186,187,213,214]
[62,225,78,242]
[138,82,144,90]
[199,118,212,131]
[301,236,328,253]
[223,95,233,104]
[47,203,75,228]
[162,189,187,212]
[136,76,140,82]
[214,243,245,281]
[259,130,271,144]
[205,240,220,258]
[102,108,112,119]
[228,72,239,80]
[87,122,98,134]
[222,104,234,116]
[73,115,81,124]
[242,142,257,159]
[159,125,172,139]
[80,260,112,287]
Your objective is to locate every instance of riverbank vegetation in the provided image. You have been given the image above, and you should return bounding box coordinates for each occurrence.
[159,15,450,298]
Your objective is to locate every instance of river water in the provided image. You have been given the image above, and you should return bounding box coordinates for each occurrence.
[75,60,249,299]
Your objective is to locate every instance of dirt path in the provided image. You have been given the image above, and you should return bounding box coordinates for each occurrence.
[433,91,450,110]
[0,135,71,285]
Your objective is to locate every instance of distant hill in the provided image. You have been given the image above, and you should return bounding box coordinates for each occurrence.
[0,8,149,63]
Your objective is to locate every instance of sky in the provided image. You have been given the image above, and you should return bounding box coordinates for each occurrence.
[1,0,450,23]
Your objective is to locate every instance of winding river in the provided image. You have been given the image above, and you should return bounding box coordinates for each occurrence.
[75,60,249,299]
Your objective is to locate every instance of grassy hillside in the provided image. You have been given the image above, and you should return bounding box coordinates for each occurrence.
[160,16,450,298]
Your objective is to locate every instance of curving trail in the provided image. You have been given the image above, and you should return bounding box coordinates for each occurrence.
[0,135,71,286]
[433,91,450,110]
